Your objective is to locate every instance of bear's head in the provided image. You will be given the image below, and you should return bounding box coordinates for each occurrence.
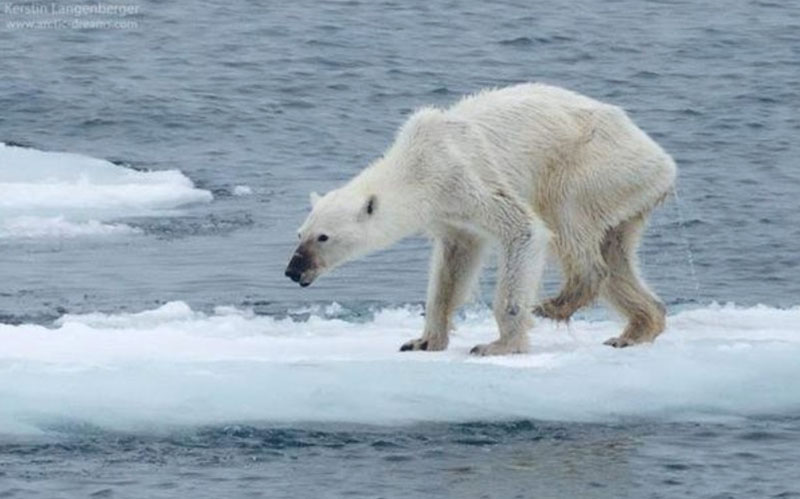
[285,189,380,287]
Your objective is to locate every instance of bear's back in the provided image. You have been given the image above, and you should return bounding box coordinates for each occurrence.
[447,83,613,122]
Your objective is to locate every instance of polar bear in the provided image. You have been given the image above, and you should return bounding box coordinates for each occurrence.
[285,83,676,355]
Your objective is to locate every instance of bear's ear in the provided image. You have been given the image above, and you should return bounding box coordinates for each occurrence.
[364,195,377,216]
[309,191,322,208]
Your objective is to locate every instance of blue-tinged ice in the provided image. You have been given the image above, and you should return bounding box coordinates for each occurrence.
[1,302,798,434]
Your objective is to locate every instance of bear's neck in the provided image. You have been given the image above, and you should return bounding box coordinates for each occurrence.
[349,159,428,245]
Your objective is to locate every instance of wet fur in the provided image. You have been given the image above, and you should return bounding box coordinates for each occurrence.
[293,83,676,355]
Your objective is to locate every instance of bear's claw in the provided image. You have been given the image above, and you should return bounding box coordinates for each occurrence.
[400,339,428,351]
[532,300,573,322]
[603,336,635,348]
[400,337,446,352]
[469,340,527,356]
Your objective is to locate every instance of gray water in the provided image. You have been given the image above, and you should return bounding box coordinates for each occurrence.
[2,419,799,499]
[1,0,799,497]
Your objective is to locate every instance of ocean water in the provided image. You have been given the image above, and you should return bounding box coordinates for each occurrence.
[1,0,799,497]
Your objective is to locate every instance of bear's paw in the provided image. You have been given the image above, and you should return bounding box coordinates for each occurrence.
[399,336,448,352]
[469,339,528,356]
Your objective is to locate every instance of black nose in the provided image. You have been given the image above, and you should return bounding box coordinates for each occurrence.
[286,248,311,284]
[285,268,302,283]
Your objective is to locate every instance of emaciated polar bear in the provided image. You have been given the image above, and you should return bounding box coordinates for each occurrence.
[285,84,676,355]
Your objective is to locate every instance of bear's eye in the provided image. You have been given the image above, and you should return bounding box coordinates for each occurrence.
[318,234,329,242]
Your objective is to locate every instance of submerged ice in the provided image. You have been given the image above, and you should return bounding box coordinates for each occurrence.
[0,302,798,434]
[0,142,212,238]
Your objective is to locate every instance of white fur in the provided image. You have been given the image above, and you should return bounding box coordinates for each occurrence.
[291,83,676,355]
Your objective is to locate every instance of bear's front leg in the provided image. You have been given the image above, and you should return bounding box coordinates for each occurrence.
[400,230,485,352]
[470,220,547,356]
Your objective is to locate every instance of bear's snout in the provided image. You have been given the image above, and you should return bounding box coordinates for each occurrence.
[284,266,304,284]
[285,246,315,287]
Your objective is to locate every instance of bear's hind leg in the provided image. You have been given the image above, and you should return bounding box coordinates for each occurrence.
[534,233,608,322]
[600,214,666,348]
[400,229,485,352]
